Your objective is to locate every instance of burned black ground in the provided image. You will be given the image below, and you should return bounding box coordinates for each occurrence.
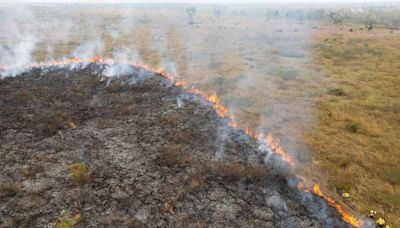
[0,64,350,227]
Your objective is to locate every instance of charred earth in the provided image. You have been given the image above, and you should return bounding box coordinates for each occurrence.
[0,64,351,227]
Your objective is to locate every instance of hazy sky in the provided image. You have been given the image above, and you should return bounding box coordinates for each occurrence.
[0,0,398,3]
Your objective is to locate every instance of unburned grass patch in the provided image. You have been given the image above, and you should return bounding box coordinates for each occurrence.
[327,88,345,96]
[310,26,400,227]
[345,120,360,133]
[68,163,90,186]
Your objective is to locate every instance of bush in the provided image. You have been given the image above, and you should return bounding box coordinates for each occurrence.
[68,163,90,186]
[328,88,345,96]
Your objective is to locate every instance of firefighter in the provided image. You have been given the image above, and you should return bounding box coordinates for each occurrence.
[376,217,385,227]
[369,210,376,218]
[342,192,350,198]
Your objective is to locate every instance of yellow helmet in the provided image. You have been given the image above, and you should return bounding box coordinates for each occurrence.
[376,218,385,226]
[369,210,376,218]
[342,192,350,198]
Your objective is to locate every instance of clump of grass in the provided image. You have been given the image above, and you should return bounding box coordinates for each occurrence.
[335,183,352,193]
[56,210,81,228]
[47,114,66,134]
[46,113,77,134]
[328,88,345,96]
[346,121,360,133]
[212,162,267,183]
[161,143,192,167]
[68,163,90,186]
[213,161,244,182]
[381,168,400,185]
[0,182,18,199]
[162,191,183,214]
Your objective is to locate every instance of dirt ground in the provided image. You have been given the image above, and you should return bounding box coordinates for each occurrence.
[0,64,351,227]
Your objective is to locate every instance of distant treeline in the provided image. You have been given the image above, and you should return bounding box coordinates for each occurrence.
[262,6,400,29]
[204,4,400,29]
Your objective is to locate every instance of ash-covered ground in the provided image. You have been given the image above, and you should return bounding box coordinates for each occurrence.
[0,64,350,227]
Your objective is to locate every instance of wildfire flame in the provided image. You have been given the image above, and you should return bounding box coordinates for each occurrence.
[0,56,360,227]
[312,184,360,227]
[263,134,296,167]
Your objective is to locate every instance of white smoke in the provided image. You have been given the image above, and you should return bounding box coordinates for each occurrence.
[72,38,104,60]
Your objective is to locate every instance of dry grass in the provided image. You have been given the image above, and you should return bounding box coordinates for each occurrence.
[0,182,19,199]
[68,163,90,186]
[46,113,78,134]
[55,210,82,228]
[161,143,192,167]
[212,161,268,183]
[304,25,400,227]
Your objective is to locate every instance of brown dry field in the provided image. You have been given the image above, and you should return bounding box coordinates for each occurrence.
[307,25,400,227]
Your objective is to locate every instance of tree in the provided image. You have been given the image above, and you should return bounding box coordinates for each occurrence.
[364,19,375,30]
[213,8,222,18]
[186,7,197,25]
[329,12,343,26]
[274,9,279,18]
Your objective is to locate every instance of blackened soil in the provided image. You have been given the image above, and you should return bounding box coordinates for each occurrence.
[0,64,350,227]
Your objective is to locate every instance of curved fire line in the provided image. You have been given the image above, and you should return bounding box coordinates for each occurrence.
[0,56,360,227]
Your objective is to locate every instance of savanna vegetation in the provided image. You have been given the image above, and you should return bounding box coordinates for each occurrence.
[305,23,400,227]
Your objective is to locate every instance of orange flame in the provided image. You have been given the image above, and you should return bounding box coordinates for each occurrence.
[1,57,360,227]
[263,134,296,167]
[244,128,257,139]
[312,184,360,227]
[228,115,239,128]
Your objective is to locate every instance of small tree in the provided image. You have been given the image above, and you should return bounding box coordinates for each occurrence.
[186,7,197,25]
[329,12,343,26]
[213,8,222,18]
[365,19,374,30]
